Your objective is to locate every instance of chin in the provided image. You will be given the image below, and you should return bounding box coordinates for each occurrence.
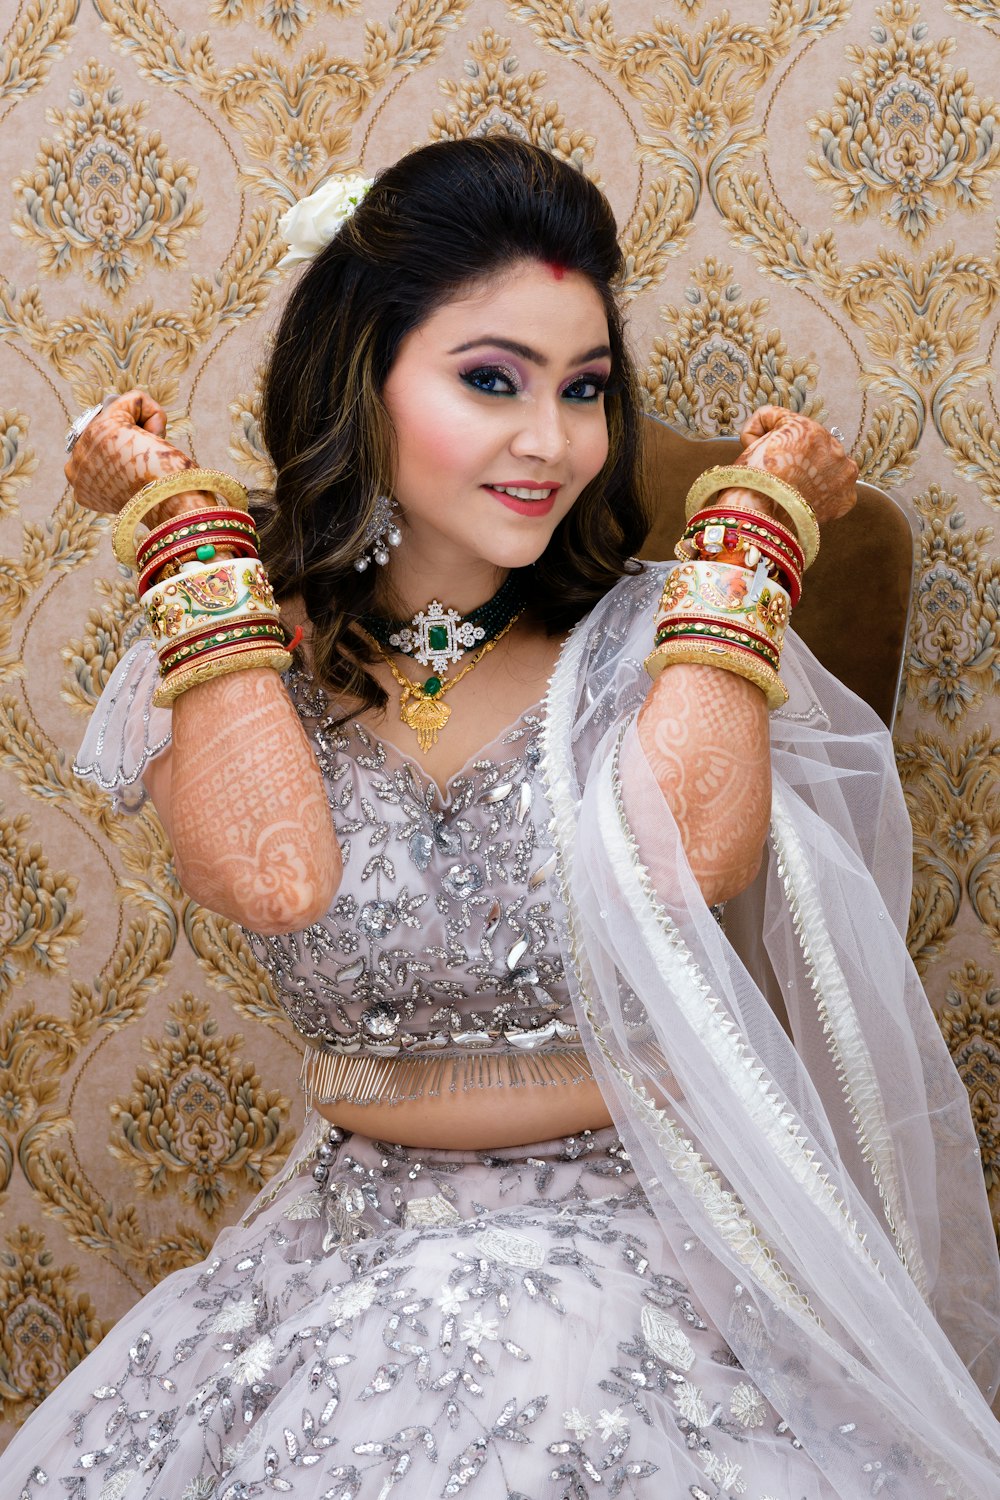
[481,540,551,572]
[477,524,561,572]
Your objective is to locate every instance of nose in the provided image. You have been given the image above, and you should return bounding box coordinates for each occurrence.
[508,394,568,463]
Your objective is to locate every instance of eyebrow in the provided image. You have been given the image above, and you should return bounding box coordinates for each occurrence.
[447,337,612,366]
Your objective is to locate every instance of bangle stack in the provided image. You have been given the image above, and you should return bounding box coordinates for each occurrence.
[646,464,818,708]
[112,468,293,705]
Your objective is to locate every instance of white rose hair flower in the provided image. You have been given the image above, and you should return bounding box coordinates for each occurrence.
[278,172,374,267]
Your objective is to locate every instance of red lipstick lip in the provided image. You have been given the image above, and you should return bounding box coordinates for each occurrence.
[484,483,560,517]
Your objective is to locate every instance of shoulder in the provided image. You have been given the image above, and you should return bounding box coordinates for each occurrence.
[576,564,665,664]
[549,565,665,737]
[595,563,664,618]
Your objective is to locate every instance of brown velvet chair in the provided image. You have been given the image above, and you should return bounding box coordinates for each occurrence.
[638,416,916,726]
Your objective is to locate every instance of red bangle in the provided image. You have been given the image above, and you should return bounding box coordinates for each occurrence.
[159,635,288,678]
[135,508,259,572]
[654,616,782,670]
[158,625,288,677]
[677,508,804,606]
[683,504,805,571]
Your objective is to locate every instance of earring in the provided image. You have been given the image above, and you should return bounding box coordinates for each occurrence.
[353,494,403,572]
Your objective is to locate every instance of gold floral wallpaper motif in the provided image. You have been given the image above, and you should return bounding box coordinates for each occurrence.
[807,0,1000,242]
[12,60,207,298]
[108,991,295,1220]
[641,258,823,433]
[1,0,999,1445]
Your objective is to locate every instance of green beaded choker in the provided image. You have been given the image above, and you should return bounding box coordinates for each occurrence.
[358,573,526,679]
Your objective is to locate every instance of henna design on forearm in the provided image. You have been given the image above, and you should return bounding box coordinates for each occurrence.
[67,393,336,930]
[169,669,341,933]
[637,663,772,904]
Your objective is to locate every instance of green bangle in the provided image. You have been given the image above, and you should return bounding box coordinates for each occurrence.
[653,621,782,671]
[157,619,287,672]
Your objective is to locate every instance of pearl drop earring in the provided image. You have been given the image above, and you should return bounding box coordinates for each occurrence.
[353,495,403,572]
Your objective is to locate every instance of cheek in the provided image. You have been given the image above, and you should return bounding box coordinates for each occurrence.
[391,381,473,483]
[582,420,610,483]
[402,421,472,479]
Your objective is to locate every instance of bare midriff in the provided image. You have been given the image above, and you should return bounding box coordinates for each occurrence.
[315,1054,613,1149]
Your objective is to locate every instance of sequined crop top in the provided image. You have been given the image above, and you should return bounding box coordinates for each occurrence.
[241,667,583,1104]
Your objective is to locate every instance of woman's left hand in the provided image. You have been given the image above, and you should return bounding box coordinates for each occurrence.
[737,406,858,526]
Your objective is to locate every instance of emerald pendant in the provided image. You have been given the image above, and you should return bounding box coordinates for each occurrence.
[423,675,442,695]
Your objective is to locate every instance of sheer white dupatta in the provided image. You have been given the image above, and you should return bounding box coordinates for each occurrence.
[542,567,1000,1498]
[74,640,169,812]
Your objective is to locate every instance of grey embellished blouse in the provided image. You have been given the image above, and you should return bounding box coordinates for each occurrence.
[247,668,583,1105]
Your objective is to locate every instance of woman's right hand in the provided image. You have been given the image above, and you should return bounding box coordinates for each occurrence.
[736,407,857,527]
[64,390,197,516]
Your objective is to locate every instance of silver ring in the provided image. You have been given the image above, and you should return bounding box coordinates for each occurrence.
[828,425,846,444]
[65,394,116,454]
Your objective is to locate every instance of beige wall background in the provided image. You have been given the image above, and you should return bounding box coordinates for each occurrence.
[1,0,998,1445]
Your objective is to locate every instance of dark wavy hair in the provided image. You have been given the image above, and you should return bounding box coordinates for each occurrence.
[257,136,649,712]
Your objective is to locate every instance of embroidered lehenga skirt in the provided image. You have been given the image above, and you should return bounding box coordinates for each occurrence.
[5,1122,835,1500]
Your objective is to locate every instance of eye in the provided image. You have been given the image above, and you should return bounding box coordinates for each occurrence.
[460,364,520,396]
[562,372,610,402]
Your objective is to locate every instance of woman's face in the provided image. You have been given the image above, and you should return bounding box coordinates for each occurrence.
[382,258,612,592]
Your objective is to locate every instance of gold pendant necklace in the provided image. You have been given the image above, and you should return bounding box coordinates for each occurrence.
[397,680,453,752]
[363,609,523,753]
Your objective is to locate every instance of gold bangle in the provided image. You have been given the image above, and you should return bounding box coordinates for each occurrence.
[153,644,292,707]
[112,469,250,569]
[644,637,789,710]
[684,465,820,569]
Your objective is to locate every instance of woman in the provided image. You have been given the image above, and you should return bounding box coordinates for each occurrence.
[4,138,999,1497]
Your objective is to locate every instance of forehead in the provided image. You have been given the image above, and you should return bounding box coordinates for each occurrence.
[417,258,610,346]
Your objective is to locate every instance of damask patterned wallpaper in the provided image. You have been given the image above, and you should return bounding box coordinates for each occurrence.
[1,0,998,1444]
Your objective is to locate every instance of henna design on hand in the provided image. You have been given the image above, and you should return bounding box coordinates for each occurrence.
[64,389,210,521]
[736,406,858,525]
